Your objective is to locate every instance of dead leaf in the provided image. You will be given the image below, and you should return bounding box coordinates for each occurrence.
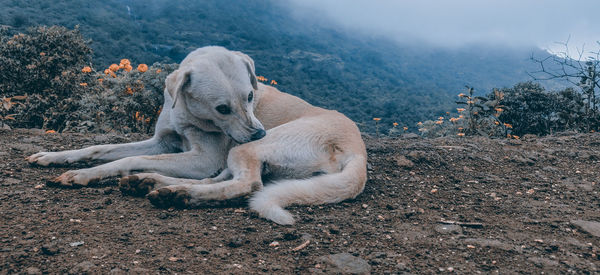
[11,95,27,101]
[2,97,13,110]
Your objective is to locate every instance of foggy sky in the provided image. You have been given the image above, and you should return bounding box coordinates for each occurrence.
[287,0,600,56]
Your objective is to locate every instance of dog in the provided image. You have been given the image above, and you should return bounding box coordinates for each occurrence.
[26,46,367,225]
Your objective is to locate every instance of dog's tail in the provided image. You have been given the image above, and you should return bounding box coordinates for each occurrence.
[249,154,367,225]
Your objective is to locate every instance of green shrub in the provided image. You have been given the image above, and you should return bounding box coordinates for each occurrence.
[0,25,178,133]
[0,25,94,129]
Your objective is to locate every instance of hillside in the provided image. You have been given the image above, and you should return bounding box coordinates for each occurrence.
[0,0,562,131]
[1,129,599,273]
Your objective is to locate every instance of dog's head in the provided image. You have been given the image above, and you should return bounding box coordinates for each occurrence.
[166,47,265,143]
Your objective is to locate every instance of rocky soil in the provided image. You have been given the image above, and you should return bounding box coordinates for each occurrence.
[1,129,599,274]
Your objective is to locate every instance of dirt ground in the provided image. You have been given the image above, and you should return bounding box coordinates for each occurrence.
[1,129,599,274]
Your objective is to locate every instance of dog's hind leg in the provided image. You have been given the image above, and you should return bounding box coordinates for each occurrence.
[118,170,232,197]
[145,146,263,208]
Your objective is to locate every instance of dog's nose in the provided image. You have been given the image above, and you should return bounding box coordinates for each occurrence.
[250,129,266,141]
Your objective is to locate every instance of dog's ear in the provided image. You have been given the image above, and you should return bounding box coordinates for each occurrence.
[233,51,258,90]
[166,69,191,108]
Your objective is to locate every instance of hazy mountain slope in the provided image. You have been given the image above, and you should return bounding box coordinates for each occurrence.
[0,0,556,131]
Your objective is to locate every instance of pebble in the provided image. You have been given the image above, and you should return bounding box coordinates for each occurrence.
[25,267,41,275]
[394,155,414,169]
[319,253,371,274]
[69,261,96,274]
[41,244,59,255]
[434,224,463,235]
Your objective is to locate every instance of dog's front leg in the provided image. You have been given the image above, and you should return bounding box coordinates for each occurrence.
[26,136,172,166]
[51,151,224,187]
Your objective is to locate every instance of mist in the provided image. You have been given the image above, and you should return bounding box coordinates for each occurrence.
[286,0,600,55]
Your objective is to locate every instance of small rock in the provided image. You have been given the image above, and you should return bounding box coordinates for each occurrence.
[228,236,245,248]
[194,246,210,255]
[41,244,59,255]
[528,257,559,268]
[109,268,126,275]
[434,224,463,235]
[571,220,600,238]
[329,225,341,234]
[394,155,414,169]
[129,267,150,275]
[25,267,41,275]
[319,253,371,274]
[69,241,84,247]
[168,256,182,262]
[69,261,96,275]
[157,212,169,219]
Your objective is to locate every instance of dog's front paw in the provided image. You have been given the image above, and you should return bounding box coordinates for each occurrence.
[51,169,98,187]
[147,187,191,208]
[27,152,74,166]
[27,152,59,166]
[119,175,157,197]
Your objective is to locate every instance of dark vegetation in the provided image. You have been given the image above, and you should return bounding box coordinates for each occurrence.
[0,26,176,133]
[0,0,564,133]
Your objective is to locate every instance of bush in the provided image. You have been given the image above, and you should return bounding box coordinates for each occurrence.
[498,82,598,136]
[0,25,178,133]
[0,25,94,129]
[71,62,177,133]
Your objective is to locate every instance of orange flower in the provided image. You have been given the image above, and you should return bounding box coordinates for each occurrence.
[438,117,444,120]
[109,71,117,78]
[435,120,443,125]
[109,64,120,72]
[79,82,88,86]
[39,52,46,56]
[373,117,381,121]
[98,78,104,83]
[137,64,148,73]
[270,80,278,85]
[392,122,399,127]
[81,66,92,73]
[457,108,465,112]
[458,93,466,97]
[120,59,131,66]
[257,76,268,82]
[513,135,520,139]
[494,121,500,125]
[495,108,503,112]
[156,69,162,74]
[457,133,465,137]
[125,87,133,95]
[122,64,133,72]
[403,126,408,131]
[45,130,56,134]
[417,122,423,126]
[104,69,111,75]
[503,123,513,128]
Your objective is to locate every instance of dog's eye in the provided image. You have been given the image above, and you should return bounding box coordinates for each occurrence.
[215,104,231,115]
[248,91,253,102]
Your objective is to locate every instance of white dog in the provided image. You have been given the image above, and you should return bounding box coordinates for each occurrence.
[27,46,367,225]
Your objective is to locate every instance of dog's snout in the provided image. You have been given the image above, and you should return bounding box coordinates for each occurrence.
[250,129,266,141]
